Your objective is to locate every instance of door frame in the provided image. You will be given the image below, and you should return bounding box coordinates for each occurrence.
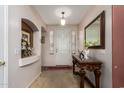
[41,27,47,71]
[1,5,8,88]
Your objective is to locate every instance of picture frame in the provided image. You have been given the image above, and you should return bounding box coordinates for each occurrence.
[41,36,45,43]
[22,30,30,44]
[21,21,33,48]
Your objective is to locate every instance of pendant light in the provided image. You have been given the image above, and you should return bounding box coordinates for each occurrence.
[61,12,66,26]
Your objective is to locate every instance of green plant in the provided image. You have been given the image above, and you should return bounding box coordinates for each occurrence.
[84,40,99,48]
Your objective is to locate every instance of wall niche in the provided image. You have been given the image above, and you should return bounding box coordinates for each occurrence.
[21,18,38,58]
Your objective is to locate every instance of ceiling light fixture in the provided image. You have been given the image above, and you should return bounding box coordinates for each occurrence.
[61,12,66,26]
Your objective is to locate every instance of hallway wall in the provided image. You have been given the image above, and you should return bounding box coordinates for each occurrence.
[79,5,112,87]
[8,5,46,87]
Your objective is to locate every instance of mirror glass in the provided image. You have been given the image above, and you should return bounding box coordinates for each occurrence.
[85,11,105,49]
[85,17,100,46]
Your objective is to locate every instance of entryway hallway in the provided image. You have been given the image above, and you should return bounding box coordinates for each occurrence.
[0,5,114,88]
[30,70,91,88]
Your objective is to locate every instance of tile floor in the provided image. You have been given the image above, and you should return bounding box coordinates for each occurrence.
[30,69,91,88]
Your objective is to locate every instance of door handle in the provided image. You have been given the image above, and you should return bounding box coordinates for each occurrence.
[0,60,5,66]
[114,65,118,69]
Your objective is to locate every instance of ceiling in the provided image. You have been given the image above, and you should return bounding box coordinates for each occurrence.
[33,5,92,25]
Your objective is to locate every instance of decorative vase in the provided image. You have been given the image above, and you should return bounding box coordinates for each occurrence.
[84,48,89,59]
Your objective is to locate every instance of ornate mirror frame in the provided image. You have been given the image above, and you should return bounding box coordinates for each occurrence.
[84,11,105,49]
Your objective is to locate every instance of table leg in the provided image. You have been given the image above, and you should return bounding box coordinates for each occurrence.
[79,69,86,88]
[94,70,101,88]
[73,60,75,74]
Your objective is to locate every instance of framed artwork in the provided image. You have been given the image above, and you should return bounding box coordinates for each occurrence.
[21,30,33,58]
[21,18,39,58]
[41,36,45,43]
[22,30,30,44]
[21,21,34,58]
[22,20,33,48]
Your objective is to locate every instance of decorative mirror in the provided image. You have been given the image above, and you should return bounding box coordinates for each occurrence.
[84,11,105,49]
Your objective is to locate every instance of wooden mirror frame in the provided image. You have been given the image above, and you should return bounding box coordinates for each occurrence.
[84,11,105,49]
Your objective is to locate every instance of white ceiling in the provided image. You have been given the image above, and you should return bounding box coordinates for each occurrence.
[33,5,92,25]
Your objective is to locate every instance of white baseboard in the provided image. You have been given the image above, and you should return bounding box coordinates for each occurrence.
[26,72,41,88]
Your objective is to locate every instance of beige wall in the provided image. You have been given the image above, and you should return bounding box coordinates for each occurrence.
[79,5,112,87]
[8,5,46,87]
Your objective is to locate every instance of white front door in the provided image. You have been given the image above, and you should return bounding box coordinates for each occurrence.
[54,28,72,66]
[0,5,7,88]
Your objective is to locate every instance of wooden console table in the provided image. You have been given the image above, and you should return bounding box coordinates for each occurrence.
[72,55,102,88]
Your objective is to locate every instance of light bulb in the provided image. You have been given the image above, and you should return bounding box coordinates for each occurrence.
[61,18,66,26]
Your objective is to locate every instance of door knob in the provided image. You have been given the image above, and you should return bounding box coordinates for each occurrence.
[114,65,118,69]
[0,60,5,66]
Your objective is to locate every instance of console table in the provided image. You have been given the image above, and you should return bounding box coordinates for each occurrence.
[72,55,102,88]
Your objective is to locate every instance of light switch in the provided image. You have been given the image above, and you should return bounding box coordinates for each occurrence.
[14,48,20,55]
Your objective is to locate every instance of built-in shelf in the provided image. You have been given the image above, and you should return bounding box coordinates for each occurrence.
[19,55,40,67]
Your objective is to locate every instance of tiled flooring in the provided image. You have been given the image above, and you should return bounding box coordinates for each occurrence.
[30,70,91,88]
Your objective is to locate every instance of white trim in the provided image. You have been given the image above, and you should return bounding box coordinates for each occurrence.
[3,5,8,88]
[19,55,40,67]
[26,72,41,88]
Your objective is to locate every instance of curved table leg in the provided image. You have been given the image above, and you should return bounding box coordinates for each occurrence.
[94,70,101,88]
[73,60,75,74]
[79,69,86,88]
